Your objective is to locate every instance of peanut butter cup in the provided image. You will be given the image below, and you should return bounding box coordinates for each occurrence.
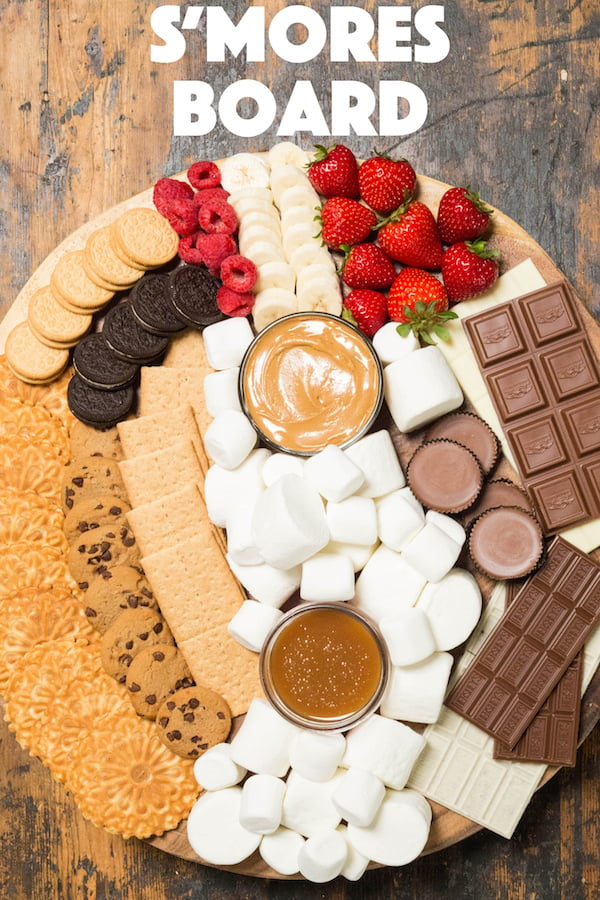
[425,410,501,474]
[467,505,544,580]
[407,438,484,513]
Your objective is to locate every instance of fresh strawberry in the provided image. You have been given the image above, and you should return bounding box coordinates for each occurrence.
[340,243,397,290]
[441,240,500,302]
[387,268,457,345]
[358,154,416,213]
[342,289,388,337]
[437,186,493,244]
[318,197,377,250]
[376,201,443,270]
[307,144,360,198]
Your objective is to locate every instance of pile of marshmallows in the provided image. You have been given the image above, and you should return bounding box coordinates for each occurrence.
[194,314,485,878]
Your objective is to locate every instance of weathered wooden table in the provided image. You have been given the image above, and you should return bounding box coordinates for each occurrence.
[1,2,599,897]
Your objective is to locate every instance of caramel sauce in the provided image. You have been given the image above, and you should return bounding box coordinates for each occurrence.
[268,606,384,720]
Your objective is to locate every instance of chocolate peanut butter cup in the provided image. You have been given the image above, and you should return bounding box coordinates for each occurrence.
[407,438,484,514]
[467,505,544,580]
[467,477,534,521]
[425,410,501,474]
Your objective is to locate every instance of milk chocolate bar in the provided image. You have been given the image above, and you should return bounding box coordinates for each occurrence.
[463,282,600,534]
[445,537,600,748]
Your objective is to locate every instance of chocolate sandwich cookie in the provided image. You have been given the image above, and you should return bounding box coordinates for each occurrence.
[83,564,157,633]
[67,522,140,588]
[130,273,186,335]
[63,492,131,543]
[68,373,136,429]
[100,607,175,684]
[169,264,224,327]
[73,333,139,391]
[126,644,194,719]
[155,685,232,759]
[102,300,169,363]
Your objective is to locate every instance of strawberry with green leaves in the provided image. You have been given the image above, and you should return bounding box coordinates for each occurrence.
[340,243,397,290]
[441,240,500,302]
[376,200,443,270]
[387,268,457,345]
[358,154,417,213]
[342,288,388,337]
[318,197,377,250]
[307,144,360,198]
[437,186,493,244]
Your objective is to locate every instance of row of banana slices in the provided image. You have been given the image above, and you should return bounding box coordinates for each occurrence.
[219,143,343,332]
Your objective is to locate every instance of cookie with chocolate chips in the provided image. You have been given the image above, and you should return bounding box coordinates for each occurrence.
[63,492,131,544]
[83,564,157,633]
[155,685,232,759]
[60,455,128,514]
[67,522,139,589]
[100,607,174,684]
[126,644,194,719]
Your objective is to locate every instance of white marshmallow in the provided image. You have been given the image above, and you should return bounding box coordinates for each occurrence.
[252,474,329,569]
[417,567,482,651]
[262,452,305,487]
[204,448,270,528]
[297,829,348,883]
[226,554,301,608]
[372,320,420,365]
[203,367,241,417]
[204,408,257,470]
[327,540,379,573]
[342,714,425,790]
[300,552,355,603]
[193,742,246,791]
[346,788,432,867]
[281,769,345,837]
[229,698,299,777]
[259,826,305,876]
[289,730,346,783]
[203,316,255,369]
[380,607,437,666]
[345,430,405,498]
[303,445,365,502]
[225,497,263,565]
[338,826,370,881]
[228,600,283,652]
[326,496,378,546]
[384,345,463,432]
[380,651,453,723]
[352,545,426,623]
[376,487,425,552]
[240,773,286,835]
[187,786,261,865]
[332,767,386,827]
[402,511,465,583]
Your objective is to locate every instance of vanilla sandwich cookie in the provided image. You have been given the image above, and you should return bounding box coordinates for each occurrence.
[372,320,420,365]
[417,568,482,651]
[240,773,286,835]
[259,826,305,876]
[352,544,426,624]
[226,555,301,608]
[252,287,298,332]
[402,510,465,583]
[187,787,261,865]
[344,430,405,499]
[380,651,453,723]
[229,697,300,777]
[254,261,296,294]
[202,316,254,370]
[346,789,432,867]
[379,607,437,667]
[300,552,355,603]
[384,345,463,432]
[204,409,257,470]
[27,285,92,348]
[228,599,283,653]
[375,487,425,552]
[297,829,348,883]
[193,743,247,791]
[289,730,346,783]
[204,448,270,528]
[342,714,426,791]
[252,474,330,570]
[326,496,378,546]
[203,367,241,418]
[303,444,365,502]
[5,321,70,384]
[332,767,386,827]
[261,451,305,487]
[219,152,271,192]
[281,769,345,837]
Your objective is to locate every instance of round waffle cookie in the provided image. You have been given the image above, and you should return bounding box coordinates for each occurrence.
[0,510,68,552]
[0,487,64,533]
[0,396,70,459]
[0,357,75,427]
[0,543,75,599]
[0,436,64,503]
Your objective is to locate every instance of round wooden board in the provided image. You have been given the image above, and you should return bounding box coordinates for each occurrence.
[1,170,599,879]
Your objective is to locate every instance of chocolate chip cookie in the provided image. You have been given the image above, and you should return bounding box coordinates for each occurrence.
[155,685,231,758]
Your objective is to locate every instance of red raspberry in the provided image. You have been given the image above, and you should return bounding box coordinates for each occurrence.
[153,177,194,216]
[220,255,258,293]
[196,233,237,269]
[178,232,205,265]
[165,198,199,236]
[192,187,230,208]
[198,199,238,235]
[187,160,222,190]
[217,285,255,317]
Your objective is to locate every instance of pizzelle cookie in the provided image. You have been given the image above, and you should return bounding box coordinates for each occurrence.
[0,396,71,459]
[155,685,232,759]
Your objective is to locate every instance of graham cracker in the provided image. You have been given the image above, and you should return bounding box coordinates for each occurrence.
[118,439,203,508]
[117,403,207,470]
[162,330,209,368]
[126,483,212,557]
[138,365,213,439]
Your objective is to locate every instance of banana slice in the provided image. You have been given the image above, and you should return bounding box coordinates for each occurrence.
[238,210,282,236]
[297,262,339,287]
[289,241,337,274]
[282,222,321,259]
[296,276,343,315]
[254,261,296,294]
[253,287,298,331]
[269,165,312,206]
[239,226,283,257]
[281,205,320,232]
[219,153,271,193]
[243,240,286,267]
[228,186,274,209]
[268,141,310,168]
[278,183,321,214]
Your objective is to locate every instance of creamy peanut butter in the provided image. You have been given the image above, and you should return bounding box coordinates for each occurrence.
[240,313,382,454]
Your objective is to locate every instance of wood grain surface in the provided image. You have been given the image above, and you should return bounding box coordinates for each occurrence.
[1,1,599,898]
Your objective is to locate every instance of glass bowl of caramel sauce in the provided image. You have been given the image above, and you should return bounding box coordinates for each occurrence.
[239,312,384,455]
[259,603,390,732]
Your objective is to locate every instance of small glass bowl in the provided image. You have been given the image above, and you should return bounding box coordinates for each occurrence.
[259,602,390,733]
[238,312,384,457]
